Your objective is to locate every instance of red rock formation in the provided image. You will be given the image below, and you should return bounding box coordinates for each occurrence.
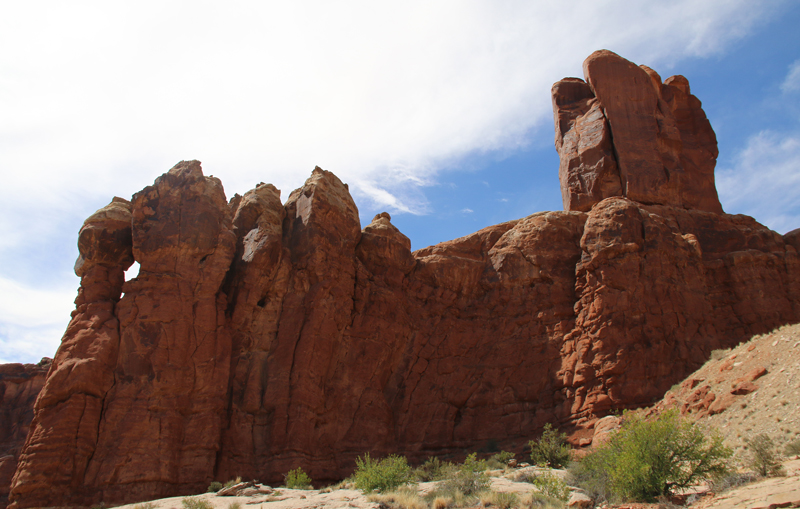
[8,53,800,508]
[553,50,722,213]
[0,359,50,509]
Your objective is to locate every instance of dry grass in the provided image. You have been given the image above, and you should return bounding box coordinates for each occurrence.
[367,486,427,509]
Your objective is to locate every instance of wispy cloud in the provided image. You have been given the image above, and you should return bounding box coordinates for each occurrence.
[0,276,76,363]
[717,130,800,234]
[461,208,474,214]
[781,59,800,93]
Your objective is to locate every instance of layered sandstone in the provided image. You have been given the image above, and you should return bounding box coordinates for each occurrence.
[6,51,800,508]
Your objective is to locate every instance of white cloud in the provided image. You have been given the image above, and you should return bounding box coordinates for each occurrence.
[781,59,800,93]
[717,130,800,234]
[0,276,76,363]
[461,208,474,214]
[0,0,789,362]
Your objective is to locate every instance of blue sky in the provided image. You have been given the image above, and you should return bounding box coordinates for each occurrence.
[1,1,799,364]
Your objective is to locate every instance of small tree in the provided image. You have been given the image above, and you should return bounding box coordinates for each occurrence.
[285,467,313,489]
[353,454,413,493]
[568,410,731,503]
[745,434,784,477]
[529,423,571,468]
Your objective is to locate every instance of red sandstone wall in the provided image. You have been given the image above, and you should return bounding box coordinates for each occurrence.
[7,50,800,508]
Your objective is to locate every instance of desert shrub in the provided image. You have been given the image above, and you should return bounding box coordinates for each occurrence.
[785,438,800,456]
[529,471,570,501]
[487,450,515,469]
[223,476,241,489]
[207,481,223,492]
[181,497,212,509]
[567,410,731,503]
[284,467,313,489]
[367,486,427,509]
[745,434,785,477]
[353,453,413,493]
[522,491,567,509]
[529,423,571,468]
[227,503,241,509]
[412,456,455,482]
[711,471,760,492]
[479,490,519,509]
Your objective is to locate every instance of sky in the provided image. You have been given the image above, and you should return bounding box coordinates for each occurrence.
[1,1,799,364]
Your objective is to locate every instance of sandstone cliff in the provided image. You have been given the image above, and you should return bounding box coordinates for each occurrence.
[6,50,800,508]
[0,359,50,509]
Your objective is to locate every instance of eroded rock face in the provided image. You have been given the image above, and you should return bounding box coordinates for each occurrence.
[0,359,51,509]
[8,54,800,508]
[553,50,722,213]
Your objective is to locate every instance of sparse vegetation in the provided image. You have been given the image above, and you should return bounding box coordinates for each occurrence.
[285,467,313,489]
[745,434,785,477]
[367,486,428,509]
[412,456,455,481]
[529,423,571,468]
[528,471,570,501]
[223,476,242,489]
[567,410,731,503]
[181,497,212,509]
[523,491,567,508]
[436,454,491,497]
[227,503,241,509]
[785,437,800,456]
[353,453,413,493]
[712,471,760,493]
[479,490,519,509]
[487,450,515,469]
[207,481,223,493]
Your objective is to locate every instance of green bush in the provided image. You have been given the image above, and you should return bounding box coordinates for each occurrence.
[529,471,570,501]
[529,423,571,468]
[745,434,784,477]
[207,481,223,493]
[181,497,212,509]
[285,467,313,489]
[437,453,491,497]
[487,450,515,469]
[567,410,731,503]
[353,453,413,493]
[412,456,455,482]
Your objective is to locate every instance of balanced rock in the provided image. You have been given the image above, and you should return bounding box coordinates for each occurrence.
[553,49,722,213]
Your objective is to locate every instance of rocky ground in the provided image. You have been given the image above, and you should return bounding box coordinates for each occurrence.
[656,322,800,459]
